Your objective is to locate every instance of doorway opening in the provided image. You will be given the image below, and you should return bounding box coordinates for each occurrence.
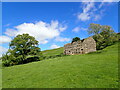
[81,49,83,54]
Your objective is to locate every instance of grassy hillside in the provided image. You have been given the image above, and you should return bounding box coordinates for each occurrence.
[0,60,1,89]
[2,42,119,88]
[42,47,63,57]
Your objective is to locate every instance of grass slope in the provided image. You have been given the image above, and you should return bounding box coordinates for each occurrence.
[42,47,63,57]
[2,43,118,88]
[0,60,2,89]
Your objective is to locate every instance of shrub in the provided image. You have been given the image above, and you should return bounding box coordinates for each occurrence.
[2,60,11,67]
[2,54,45,67]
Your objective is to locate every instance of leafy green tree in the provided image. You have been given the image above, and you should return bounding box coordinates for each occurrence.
[88,23,117,50]
[88,23,101,35]
[72,37,80,43]
[9,34,40,61]
[2,34,42,66]
[117,33,120,41]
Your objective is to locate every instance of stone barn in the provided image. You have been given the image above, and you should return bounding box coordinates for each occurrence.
[64,37,96,55]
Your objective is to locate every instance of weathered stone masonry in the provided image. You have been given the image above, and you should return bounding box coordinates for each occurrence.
[64,37,96,55]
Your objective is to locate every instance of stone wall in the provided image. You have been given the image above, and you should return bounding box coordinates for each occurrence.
[64,37,96,55]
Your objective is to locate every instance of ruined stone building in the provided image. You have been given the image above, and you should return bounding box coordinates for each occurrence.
[64,37,96,55]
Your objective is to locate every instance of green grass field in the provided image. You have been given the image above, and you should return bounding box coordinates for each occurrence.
[42,47,63,57]
[0,60,2,89]
[2,42,118,88]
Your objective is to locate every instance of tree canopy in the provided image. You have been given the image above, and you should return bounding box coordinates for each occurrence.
[88,23,102,35]
[9,33,40,58]
[88,23,118,50]
[2,34,42,66]
[72,37,80,43]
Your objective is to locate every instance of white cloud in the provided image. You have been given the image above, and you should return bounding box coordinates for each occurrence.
[78,12,90,21]
[82,2,95,13]
[5,29,18,37]
[81,27,88,31]
[59,25,67,32]
[81,0,116,2]
[99,0,114,9]
[0,46,8,57]
[99,2,104,9]
[55,37,70,42]
[80,0,95,2]
[94,14,101,21]
[50,44,60,49]
[72,27,80,32]
[39,40,48,44]
[72,27,87,33]
[5,20,67,44]
[77,2,95,21]
[101,0,115,2]
[77,0,114,21]
[0,36,12,44]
